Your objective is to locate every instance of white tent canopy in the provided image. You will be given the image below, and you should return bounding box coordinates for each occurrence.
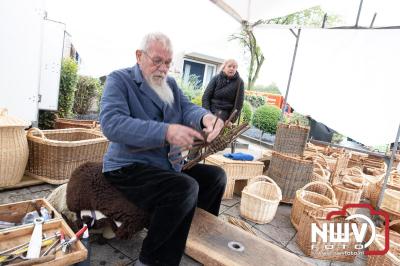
[288,29,400,146]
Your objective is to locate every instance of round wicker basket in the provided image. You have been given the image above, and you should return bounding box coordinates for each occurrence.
[290,181,337,230]
[240,175,282,224]
[0,108,30,186]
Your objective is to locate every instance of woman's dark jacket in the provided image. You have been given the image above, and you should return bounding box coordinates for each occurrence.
[201,71,244,123]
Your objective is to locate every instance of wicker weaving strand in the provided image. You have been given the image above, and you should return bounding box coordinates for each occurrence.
[182,122,250,170]
[227,217,256,236]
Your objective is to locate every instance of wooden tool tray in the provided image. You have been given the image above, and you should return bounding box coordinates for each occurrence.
[0,219,87,265]
[0,199,62,232]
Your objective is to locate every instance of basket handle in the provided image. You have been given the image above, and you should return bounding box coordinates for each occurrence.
[301,181,337,202]
[248,175,277,186]
[342,175,364,189]
[27,127,46,139]
[314,162,328,178]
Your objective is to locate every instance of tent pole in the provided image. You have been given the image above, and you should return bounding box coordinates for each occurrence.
[355,0,364,28]
[280,28,301,121]
[376,123,400,210]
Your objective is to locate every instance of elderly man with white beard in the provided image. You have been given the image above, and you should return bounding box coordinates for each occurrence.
[99,32,227,266]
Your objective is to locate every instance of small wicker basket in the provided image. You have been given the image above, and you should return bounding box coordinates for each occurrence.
[267,152,314,203]
[240,175,282,224]
[333,177,363,214]
[273,122,310,156]
[25,128,108,184]
[290,181,337,230]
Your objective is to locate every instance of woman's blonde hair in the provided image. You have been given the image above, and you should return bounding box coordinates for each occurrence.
[218,58,238,73]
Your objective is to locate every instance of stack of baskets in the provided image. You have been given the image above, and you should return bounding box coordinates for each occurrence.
[25,128,109,184]
[273,122,310,156]
[240,175,282,224]
[290,181,337,230]
[0,108,30,186]
[296,206,358,263]
[267,151,314,203]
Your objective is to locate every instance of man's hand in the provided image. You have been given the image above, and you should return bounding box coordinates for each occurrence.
[202,114,224,143]
[166,124,204,147]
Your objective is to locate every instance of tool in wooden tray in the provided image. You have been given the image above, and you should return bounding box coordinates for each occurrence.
[26,217,44,259]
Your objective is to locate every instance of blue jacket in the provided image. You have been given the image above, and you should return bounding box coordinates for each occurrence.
[100,64,209,172]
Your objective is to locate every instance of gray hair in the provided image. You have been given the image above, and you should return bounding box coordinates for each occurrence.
[140,32,173,54]
[218,58,238,73]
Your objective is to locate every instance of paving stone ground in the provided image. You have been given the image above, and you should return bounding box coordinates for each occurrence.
[0,185,367,266]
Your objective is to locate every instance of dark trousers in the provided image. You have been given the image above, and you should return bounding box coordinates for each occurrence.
[104,163,227,266]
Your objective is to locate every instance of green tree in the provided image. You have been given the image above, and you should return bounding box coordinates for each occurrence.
[253,83,281,94]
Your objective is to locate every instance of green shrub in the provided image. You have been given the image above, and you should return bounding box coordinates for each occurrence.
[191,94,202,106]
[73,76,101,114]
[240,101,252,124]
[38,110,57,129]
[252,105,281,134]
[177,75,203,101]
[58,58,78,118]
[244,95,265,109]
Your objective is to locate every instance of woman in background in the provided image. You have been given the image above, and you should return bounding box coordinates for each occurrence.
[202,59,244,124]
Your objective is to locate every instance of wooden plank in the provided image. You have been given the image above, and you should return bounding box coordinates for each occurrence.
[0,175,44,191]
[186,209,310,266]
[0,220,87,265]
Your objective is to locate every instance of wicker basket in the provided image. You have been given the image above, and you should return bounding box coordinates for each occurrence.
[333,177,363,214]
[296,206,357,262]
[205,154,264,199]
[25,128,109,184]
[381,189,400,214]
[267,151,314,203]
[55,117,99,129]
[367,234,400,266]
[290,181,337,230]
[0,108,30,186]
[273,123,310,156]
[240,175,282,224]
[370,170,400,208]
[310,163,330,184]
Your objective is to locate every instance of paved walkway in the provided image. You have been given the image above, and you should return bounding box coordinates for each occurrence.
[0,184,367,266]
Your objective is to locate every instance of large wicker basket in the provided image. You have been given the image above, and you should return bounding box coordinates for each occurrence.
[296,206,357,262]
[25,128,108,184]
[55,117,99,129]
[290,181,337,230]
[205,154,264,199]
[370,170,400,208]
[0,108,30,186]
[267,152,314,203]
[273,123,310,156]
[240,175,282,224]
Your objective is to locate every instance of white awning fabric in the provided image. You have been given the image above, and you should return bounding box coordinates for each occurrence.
[288,29,400,146]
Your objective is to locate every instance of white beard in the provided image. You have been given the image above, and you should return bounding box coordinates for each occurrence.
[146,76,175,106]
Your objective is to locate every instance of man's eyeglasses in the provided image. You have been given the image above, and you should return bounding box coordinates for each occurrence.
[142,50,172,68]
